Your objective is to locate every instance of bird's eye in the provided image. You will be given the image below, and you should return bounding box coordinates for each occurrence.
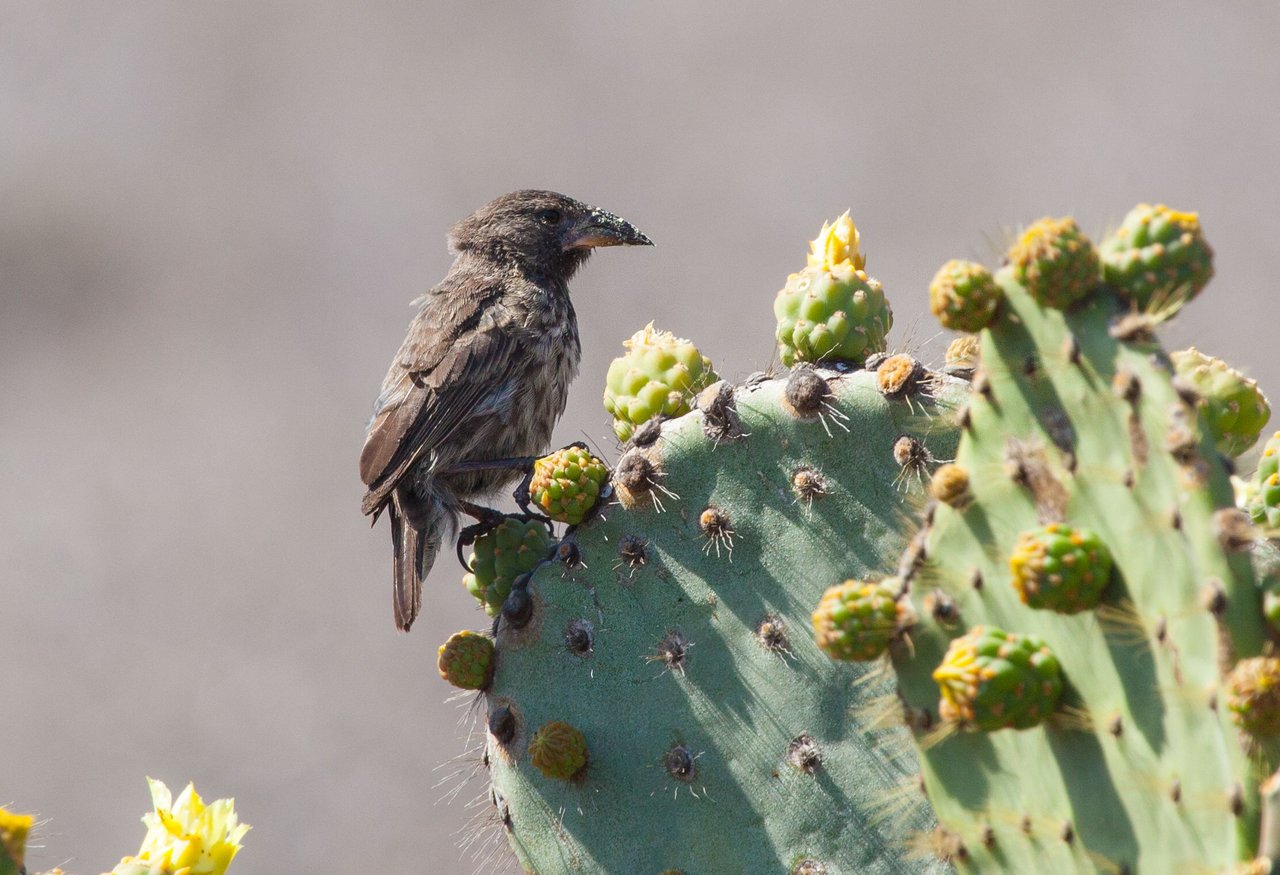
[536,208,563,226]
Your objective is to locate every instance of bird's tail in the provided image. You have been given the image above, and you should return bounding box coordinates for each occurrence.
[389,489,446,632]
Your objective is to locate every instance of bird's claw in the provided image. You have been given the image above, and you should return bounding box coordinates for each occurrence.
[455,504,508,570]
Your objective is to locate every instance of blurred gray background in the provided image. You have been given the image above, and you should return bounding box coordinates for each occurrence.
[3,3,1278,872]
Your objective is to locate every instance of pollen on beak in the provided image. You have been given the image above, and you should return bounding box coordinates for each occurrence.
[564,209,653,250]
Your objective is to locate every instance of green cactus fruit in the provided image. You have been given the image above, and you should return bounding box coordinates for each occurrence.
[0,808,31,875]
[1007,216,1100,309]
[1227,656,1280,737]
[811,578,908,661]
[527,721,589,780]
[1253,431,1280,529]
[929,463,971,509]
[774,212,892,367]
[528,446,609,524]
[928,259,1001,333]
[436,630,495,690]
[1008,523,1113,614]
[602,323,718,442]
[932,625,1063,731]
[462,518,551,616]
[1100,202,1214,309]
[1172,347,1271,457]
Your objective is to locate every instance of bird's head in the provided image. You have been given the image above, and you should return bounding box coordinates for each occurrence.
[447,190,652,279]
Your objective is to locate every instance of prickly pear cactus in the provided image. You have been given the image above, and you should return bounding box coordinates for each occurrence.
[879,212,1277,872]
[470,229,962,873]
[435,202,1280,874]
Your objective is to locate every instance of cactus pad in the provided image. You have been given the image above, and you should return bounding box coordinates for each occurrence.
[436,629,495,690]
[880,207,1273,873]
[1172,346,1270,457]
[1100,202,1214,309]
[529,446,610,524]
[485,365,961,873]
[1007,216,1101,309]
[932,625,1063,731]
[462,518,551,616]
[1008,523,1113,614]
[811,578,907,661]
[774,212,892,367]
[929,259,1001,333]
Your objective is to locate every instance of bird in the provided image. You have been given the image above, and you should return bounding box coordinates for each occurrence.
[360,190,652,631]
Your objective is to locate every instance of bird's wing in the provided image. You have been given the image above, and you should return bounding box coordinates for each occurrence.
[359,282,516,511]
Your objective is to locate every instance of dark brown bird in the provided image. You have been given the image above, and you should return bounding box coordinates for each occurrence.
[360,190,652,630]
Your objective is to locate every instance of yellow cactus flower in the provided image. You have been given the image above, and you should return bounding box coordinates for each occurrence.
[806,210,866,272]
[0,807,34,871]
[109,779,249,875]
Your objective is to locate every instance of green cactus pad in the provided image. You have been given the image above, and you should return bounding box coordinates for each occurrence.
[462,518,551,616]
[486,366,961,874]
[602,323,718,442]
[1008,523,1113,614]
[529,446,609,525]
[1227,657,1280,738]
[1100,202,1214,309]
[1172,347,1270,457]
[436,630,495,690]
[811,578,907,661]
[528,721,589,780]
[929,259,1001,333]
[888,236,1272,872]
[1007,216,1100,309]
[932,625,1063,731]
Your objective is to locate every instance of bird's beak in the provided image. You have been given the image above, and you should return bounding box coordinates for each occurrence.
[563,209,653,250]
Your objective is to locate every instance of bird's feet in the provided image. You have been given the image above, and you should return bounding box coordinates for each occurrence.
[455,502,506,570]
[454,501,556,570]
